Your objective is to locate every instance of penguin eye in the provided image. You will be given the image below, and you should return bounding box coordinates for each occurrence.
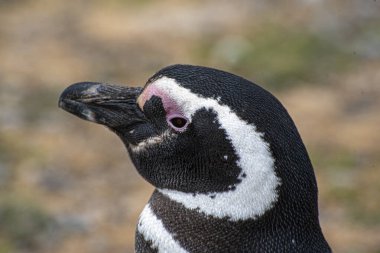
[171,117,187,127]
[167,115,189,131]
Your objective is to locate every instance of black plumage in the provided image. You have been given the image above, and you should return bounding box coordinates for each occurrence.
[59,64,331,253]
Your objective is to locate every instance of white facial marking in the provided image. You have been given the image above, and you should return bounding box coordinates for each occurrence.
[82,108,95,121]
[151,77,281,221]
[138,204,188,253]
[130,130,175,153]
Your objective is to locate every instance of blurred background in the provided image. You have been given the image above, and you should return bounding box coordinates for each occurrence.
[0,0,379,252]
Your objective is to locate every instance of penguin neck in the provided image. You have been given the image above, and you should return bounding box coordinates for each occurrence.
[139,190,330,252]
[156,151,324,237]
[158,162,280,222]
[157,147,319,223]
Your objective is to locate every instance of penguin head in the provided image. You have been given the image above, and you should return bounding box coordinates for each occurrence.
[59,64,318,220]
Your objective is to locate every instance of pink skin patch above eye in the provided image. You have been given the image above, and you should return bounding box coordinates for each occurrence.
[137,85,189,132]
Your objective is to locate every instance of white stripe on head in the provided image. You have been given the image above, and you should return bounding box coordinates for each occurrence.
[151,77,281,221]
[138,204,188,253]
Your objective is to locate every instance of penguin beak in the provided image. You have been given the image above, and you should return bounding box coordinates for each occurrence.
[58,82,145,129]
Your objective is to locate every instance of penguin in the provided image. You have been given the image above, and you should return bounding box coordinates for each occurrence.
[59,64,331,253]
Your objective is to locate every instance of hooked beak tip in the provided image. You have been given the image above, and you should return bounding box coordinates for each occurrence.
[59,81,145,128]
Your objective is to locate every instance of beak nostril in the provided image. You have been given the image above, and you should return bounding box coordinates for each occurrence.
[59,82,144,129]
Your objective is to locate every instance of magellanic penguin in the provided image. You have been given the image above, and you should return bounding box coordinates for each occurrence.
[59,64,331,252]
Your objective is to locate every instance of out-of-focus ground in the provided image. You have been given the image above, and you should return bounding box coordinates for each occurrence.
[0,0,379,252]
